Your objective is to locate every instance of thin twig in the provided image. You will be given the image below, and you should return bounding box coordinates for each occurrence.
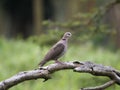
[81,80,115,90]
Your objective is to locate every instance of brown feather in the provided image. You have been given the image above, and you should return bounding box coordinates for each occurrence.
[38,32,72,67]
[39,43,64,66]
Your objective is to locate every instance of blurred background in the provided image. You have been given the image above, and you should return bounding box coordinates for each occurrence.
[0,0,120,90]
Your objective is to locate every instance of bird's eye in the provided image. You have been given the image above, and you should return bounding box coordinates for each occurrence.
[67,33,70,35]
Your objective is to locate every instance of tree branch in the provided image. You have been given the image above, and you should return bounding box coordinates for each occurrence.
[80,80,115,90]
[0,61,120,90]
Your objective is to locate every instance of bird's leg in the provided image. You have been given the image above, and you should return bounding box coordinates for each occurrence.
[55,59,64,65]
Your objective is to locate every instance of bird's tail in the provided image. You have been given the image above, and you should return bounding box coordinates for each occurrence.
[38,60,47,67]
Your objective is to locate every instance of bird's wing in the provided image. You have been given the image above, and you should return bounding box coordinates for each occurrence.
[44,43,65,61]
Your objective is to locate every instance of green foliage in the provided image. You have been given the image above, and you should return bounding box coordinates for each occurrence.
[0,38,120,90]
[27,30,64,46]
[41,2,117,48]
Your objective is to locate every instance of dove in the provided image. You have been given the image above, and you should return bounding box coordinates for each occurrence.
[38,32,72,67]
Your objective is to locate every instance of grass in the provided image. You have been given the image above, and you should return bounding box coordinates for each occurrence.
[0,38,120,90]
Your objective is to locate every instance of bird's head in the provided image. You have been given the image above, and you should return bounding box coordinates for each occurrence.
[62,32,72,40]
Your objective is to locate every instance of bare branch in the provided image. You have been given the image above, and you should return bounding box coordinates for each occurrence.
[0,61,120,90]
[80,80,115,90]
[0,61,80,90]
[74,61,120,85]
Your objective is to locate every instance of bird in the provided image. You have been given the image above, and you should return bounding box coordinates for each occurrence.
[38,32,72,67]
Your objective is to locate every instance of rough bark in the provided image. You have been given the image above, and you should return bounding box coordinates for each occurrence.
[0,61,120,90]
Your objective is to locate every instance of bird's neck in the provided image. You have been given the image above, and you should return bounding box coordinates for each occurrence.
[62,38,68,41]
[62,38,66,40]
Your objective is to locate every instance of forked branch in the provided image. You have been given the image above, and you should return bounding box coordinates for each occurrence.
[0,61,120,90]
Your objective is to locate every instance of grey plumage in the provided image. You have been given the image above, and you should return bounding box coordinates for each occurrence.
[38,32,72,67]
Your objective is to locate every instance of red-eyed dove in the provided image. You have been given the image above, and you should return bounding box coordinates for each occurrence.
[38,32,72,67]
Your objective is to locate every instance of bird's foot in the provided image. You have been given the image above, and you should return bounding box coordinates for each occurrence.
[55,60,64,65]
